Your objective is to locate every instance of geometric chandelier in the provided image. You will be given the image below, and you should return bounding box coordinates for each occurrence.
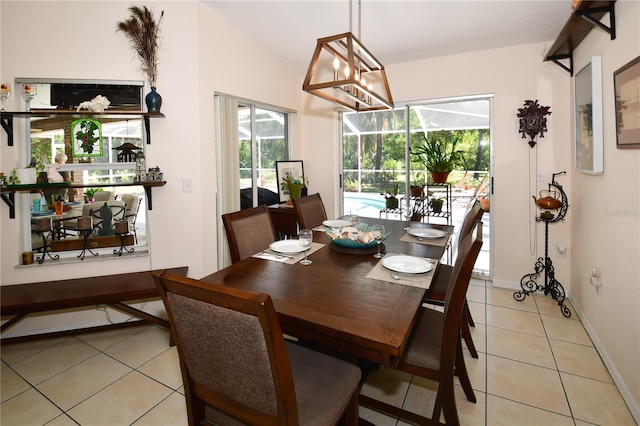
[302,2,393,112]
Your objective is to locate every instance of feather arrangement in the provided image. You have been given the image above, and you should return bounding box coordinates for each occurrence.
[116,6,164,87]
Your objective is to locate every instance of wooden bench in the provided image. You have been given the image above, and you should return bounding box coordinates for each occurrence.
[0,266,188,344]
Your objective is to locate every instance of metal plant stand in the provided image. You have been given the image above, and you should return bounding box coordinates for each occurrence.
[514,171,571,317]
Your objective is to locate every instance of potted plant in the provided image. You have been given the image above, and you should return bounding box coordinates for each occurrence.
[430,196,445,213]
[84,187,103,203]
[280,171,308,200]
[381,183,399,209]
[411,131,465,183]
[405,203,425,222]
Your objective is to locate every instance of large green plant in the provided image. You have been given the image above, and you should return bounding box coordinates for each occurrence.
[411,131,465,173]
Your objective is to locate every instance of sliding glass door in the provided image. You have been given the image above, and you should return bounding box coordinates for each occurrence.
[341,96,492,276]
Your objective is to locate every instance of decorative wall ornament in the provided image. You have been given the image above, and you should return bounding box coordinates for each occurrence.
[71,119,103,157]
[517,100,552,148]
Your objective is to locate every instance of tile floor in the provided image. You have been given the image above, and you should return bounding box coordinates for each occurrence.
[1,282,636,425]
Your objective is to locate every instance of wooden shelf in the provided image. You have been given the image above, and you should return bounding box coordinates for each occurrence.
[1,109,164,146]
[1,181,166,219]
[544,0,616,75]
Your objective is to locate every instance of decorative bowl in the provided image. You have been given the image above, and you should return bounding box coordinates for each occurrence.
[325,223,387,249]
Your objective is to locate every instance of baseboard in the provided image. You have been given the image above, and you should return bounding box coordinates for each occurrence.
[571,300,640,424]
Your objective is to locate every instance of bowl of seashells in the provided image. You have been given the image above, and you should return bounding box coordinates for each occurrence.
[325,223,388,249]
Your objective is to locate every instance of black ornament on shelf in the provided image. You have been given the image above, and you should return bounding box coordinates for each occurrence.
[517,100,552,148]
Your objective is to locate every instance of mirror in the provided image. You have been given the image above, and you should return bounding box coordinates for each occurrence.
[16,78,150,262]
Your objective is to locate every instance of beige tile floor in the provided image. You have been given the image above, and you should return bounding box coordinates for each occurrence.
[1,281,636,425]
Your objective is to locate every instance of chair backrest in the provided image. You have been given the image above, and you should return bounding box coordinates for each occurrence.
[292,193,327,230]
[153,271,299,425]
[458,199,484,242]
[89,201,126,236]
[93,190,114,202]
[120,194,141,225]
[222,204,277,263]
[441,222,483,369]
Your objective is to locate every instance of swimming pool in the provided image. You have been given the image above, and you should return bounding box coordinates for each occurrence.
[343,193,390,219]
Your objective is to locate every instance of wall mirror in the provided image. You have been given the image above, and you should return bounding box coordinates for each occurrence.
[14,78,151,263]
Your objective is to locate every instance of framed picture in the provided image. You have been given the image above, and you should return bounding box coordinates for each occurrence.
[574,56,603,174]
[276,160,304,203]
[71,119,103,158]
[614,56,640,149]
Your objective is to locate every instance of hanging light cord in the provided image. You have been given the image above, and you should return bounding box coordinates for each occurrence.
[358,0,362,39]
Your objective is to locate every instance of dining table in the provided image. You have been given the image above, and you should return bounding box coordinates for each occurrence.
[201,217,454,368]
[31,203,83,240]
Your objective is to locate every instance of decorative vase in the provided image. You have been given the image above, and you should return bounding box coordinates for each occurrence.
[385,197,399,209]
[429,171,450,184]
[145,87,162,113]
[288,183,303,200]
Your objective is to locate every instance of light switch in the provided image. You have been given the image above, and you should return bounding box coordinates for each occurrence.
[182,178,193,193]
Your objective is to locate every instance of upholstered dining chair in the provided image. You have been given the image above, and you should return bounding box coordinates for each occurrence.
[92,190,114,202]
[153,270,361,426]
[120,194,142,243]
[292,193,327,230]
[424,199,484,358]
[222,204,277,263]
[362,222,483,426]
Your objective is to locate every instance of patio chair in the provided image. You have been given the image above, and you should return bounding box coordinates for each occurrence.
[222,204,277,263]
[153,270,361,425]
[120,194,142,243]
[293,193,327,230]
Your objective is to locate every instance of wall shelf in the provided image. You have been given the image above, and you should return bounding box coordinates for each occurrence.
[1,181,166,219]
[544,0,616,75]
[0,109,164,147]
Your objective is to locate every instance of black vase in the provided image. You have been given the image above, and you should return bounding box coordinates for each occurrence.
[145,87,162,113]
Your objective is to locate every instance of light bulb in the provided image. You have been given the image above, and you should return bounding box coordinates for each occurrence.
[343,65,350,78]
[333,56,340,70]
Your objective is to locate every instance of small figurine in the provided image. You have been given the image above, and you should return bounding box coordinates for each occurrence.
[47,153,67,183]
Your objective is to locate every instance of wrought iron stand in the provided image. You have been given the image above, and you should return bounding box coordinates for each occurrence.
[514,171,571,318]
[36,230,59,264]
[113,231,135,256]
[78,229,99,260]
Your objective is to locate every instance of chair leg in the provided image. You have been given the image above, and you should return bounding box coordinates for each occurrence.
[436,380,460,426]
[462,302,478,358]
[466,300,476,327]
[455,339,476,403]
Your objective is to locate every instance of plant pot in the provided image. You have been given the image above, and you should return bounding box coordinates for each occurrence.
[288,183,303,200]
[410,185,424,197]
[429,171,450,184]
[431,200,444,213]
[410,214,423,222]
[478,197,490,212]
[385,197,399,209]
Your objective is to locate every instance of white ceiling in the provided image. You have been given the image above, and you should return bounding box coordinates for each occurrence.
[201,0,573,76]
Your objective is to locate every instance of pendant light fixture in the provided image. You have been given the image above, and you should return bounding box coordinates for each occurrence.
[302,0,393,112]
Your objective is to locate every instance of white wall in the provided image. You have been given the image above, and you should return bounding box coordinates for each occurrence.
[302,41,573,290]
[569,0,640,415]
[0,1,302,336]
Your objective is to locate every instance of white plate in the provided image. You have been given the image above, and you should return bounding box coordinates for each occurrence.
[408,228,446,239]
[269,240,306,254]
[381,255,433,274]
[323,219,352,228]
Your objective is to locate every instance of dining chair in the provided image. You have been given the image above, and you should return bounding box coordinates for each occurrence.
[362,222,483,426]
[292,193,327,230]
[153,270,361,426]
[222,204,277,263]
[424,199,484,358]
[120,194,142,243]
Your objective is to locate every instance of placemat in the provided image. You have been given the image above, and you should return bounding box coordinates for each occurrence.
[252,242,325,264]
[400,231,451,247]
[366,253,438,289]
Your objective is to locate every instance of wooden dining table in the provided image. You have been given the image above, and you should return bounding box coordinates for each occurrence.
[201,218,454,368]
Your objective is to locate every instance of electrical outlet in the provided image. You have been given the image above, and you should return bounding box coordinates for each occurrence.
[537,170,544,182]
